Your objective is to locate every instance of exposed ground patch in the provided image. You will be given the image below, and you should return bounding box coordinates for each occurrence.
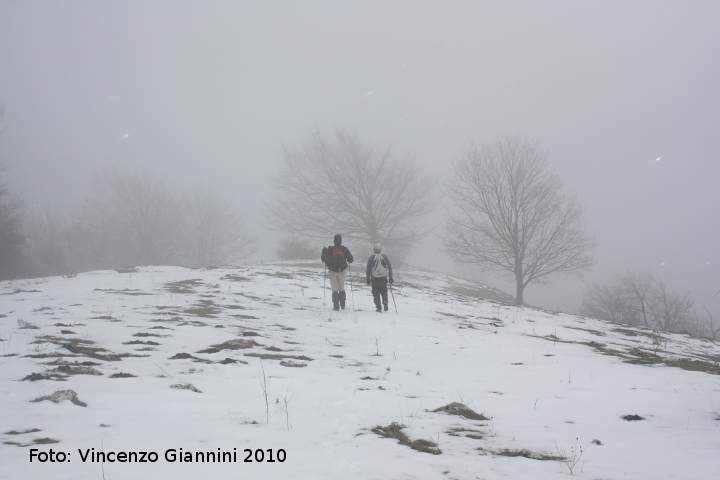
[565,325,606,336]
[21,372,67,382]
[184,300,222,318]
[481,448,566,461]
[432,402,489,421]
[371,423,441,455]
[169,352,213,364]
[4,428,42,435]
[170,383,202,393]
[621,414,645,421]
[18,320,39,330]
[197,338,261,354]
[94,288,152,296]
[31,390,87,407]
[123,340,161,346]
[446,427,485,439]
[244,352,312,361]
[221,274,251,282]
[165,279,203,294]
[526,333,720,375]
[31,335,146,361]
[4,437,60,447]
[279,360,307,368]
[51,365,102,376]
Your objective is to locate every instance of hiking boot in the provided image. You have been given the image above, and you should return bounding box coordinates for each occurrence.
[332,291,340,311]
[376,306,382,313]
[339,290,346,309]
[383,303,388,311]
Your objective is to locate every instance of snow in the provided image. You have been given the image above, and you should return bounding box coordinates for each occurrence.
[1,264,718,479]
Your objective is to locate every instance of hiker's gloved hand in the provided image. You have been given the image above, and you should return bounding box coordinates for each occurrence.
[389,278,394,284]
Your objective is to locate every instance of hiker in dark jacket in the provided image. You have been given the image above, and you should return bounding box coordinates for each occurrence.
[321,234,354,311]
[366,243,393,312]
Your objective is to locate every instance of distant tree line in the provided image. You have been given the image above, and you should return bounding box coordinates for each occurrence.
[582,273,718,340]
[0,168,253,278]
[0,163,25,279]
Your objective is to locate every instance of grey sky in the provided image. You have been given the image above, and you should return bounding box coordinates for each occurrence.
[1,0,718,312]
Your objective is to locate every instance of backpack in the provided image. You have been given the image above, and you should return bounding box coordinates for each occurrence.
[325,246,348,271]
[371,254,388,278]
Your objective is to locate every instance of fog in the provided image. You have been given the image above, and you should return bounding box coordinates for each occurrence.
[1,0,719,314]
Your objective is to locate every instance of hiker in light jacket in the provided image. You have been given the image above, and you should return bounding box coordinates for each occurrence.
[321,234,354,311]
[366,243,393,312]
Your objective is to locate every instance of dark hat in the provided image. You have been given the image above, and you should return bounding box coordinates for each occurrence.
[333,234,342,246]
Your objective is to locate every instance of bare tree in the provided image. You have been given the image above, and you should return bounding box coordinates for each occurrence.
[22,211,75,276]
[649,281,694,333]
[0,163,26,279]
[582,273,699,335]
[621,273,656,328]
[276,236,316,261]
[81,169,185,267]
[271,131,434,251]
[446,136,594,305]
[180,189,254,267]
[581,283,634,324]
[698,307,719,341]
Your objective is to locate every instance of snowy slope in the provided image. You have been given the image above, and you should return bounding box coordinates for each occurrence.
[0,264,718,480]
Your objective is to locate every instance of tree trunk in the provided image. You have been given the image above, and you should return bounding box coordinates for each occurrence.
[515,268,524,306]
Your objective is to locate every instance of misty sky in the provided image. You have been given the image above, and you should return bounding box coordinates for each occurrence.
[1,0,719,312]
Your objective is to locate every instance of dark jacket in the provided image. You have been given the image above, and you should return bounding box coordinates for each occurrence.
[366,253,393,283]
[321,245,353,272]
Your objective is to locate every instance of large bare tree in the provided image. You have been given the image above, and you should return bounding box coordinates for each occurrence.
[446,136,594,305]
[271,131,433,251]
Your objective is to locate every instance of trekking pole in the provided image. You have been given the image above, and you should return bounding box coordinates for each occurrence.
[389,282,398,314]
[323,264,327,306]
[348,264,356,311]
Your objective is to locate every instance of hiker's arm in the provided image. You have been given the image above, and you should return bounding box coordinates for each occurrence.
[345,247,354,264]
[366,257,372,284]
[386,255,394,283]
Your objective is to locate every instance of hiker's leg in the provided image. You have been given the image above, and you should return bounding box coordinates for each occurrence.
[380,278,389,310]
[338,269,347,291]
[329,271,340,291]
[371,279,381,311]
[338,270,347,309]
[329,272,341,310]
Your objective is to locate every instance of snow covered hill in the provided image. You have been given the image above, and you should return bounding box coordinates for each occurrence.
[1,264,718,480]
